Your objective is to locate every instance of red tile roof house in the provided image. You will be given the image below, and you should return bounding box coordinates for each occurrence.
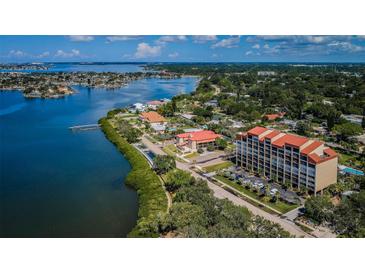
[236,126,338,194]
[263,112,286,121]
[176,130,221,152]
[139,111,167,132]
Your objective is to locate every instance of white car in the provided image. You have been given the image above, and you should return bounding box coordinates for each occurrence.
[270,188,279,195]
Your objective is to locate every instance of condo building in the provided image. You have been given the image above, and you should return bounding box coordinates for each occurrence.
[236,126,338,194]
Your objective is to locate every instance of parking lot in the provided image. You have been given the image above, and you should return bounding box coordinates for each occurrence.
[218,166,302,205]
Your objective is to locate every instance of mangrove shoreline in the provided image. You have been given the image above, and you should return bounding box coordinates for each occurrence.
[99,117,167,237]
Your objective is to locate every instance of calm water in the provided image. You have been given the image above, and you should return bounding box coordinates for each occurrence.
[0,65,198,237]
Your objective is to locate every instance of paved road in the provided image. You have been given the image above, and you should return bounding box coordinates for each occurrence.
[141,135,312,238]
[283,206,303,222]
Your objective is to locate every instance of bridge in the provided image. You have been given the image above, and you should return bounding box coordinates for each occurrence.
[69,124,100,131]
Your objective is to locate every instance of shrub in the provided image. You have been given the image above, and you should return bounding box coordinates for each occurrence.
[197,148,204,154]
[207,144,215,151]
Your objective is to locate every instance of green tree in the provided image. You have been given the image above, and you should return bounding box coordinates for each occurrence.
[333,122,363,141]
[153,155,176,174]
[164,169,191,192]
[304,195,334,224]
[332,191,365,237]
[162,202,208,231]
[158,102,174,117]
[295,120,311,136]
[215,138,228,150]
[326,108,341,130]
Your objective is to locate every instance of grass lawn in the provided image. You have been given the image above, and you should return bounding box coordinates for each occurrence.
[203,161,234,173]
[165,144,178,153]
[214,175,298,214]
[162,144,179,157]
[162,147,176,157]
[339,152,362,167]
[184,152,199,159]
[120,114,138,118]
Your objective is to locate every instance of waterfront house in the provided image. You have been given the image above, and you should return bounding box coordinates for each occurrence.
[129,102,146,113]
[139,111,167,131]
[147,100,167,110]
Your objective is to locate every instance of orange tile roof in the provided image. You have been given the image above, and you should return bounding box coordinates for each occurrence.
[241,126,338,165]
[177,130,221,143]
[264,112,285,121]
[324,148,337,157]
[301,140,323,155]
[272,134,309,148]
[264,130,281,139]
[247,126,269,136]
[264,114,281,121]
[140,111,166,123]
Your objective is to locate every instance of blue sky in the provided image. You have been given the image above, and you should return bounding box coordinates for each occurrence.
[1,35,365,63]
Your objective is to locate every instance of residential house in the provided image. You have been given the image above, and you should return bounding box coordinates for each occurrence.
[139,111,167,132]
[176,130,221,152]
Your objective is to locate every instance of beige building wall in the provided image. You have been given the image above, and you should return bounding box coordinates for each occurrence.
[177,137,184,145]
[315,157,338,192]
[190,140,197,151]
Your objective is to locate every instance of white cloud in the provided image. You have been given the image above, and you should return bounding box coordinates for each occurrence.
[37,51,50,58]
[192,35,217,43]
[168,52,179,58]
[55,49,81,58]
[211,36,240,49]
[9,50,27,57]
[134,43,161,58]
[106,36,143,43]
[263,44,270,49]
[252,44,260,49]
[245,50,260,56]
[68,35,94,42]
[155,35,187,45]
[327,41,365,53]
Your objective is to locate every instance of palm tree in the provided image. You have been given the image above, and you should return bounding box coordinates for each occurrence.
[264,184,270,197]
[282,180,291,191]
[274,191,280,203]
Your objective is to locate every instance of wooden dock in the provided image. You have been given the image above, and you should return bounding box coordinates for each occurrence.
[69,124,100,131]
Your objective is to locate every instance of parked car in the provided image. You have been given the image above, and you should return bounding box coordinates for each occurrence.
[270,188,279,196]
[257,183,264,189]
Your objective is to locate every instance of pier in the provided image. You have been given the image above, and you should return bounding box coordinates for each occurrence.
[69,124,100,131]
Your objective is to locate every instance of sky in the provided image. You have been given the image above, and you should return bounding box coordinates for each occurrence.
[1,35,365,63]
